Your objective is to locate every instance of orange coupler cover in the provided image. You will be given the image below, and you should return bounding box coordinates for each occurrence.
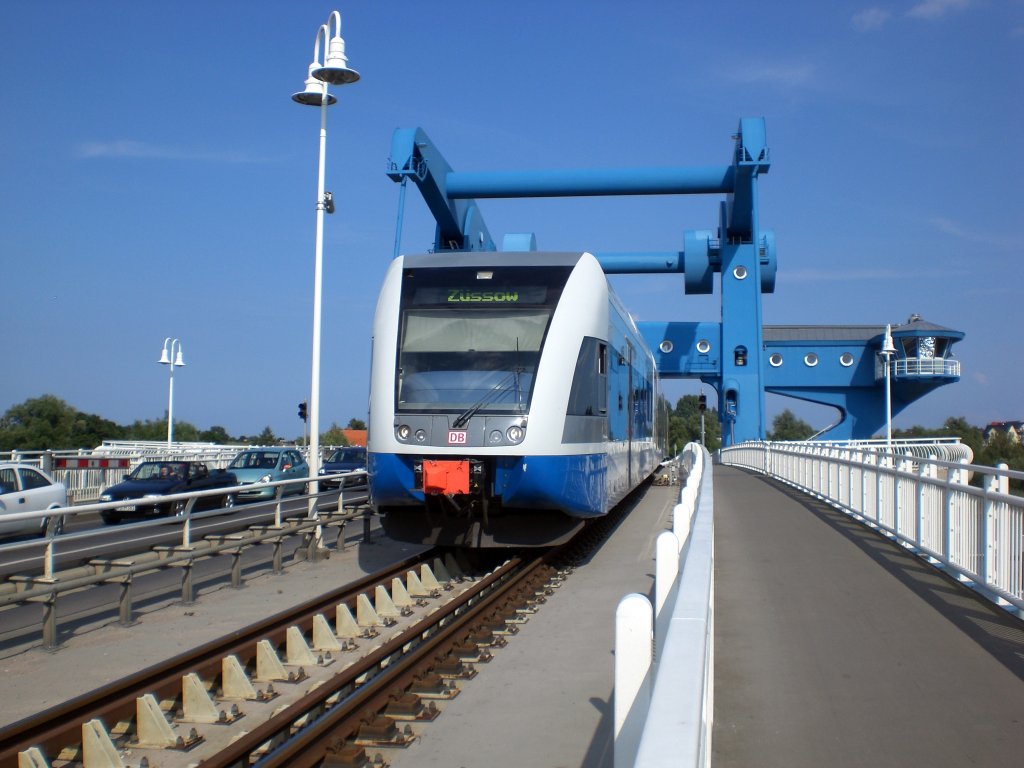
[422,460,470,495]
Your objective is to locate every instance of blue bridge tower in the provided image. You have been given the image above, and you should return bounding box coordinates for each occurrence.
[386,120,963,444]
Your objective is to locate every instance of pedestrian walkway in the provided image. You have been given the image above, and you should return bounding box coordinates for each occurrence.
[712,465,1024,767]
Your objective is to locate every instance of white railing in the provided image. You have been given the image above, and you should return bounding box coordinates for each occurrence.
[719,441,1024,618]
[874,356,961,379]
[615,443,714,767]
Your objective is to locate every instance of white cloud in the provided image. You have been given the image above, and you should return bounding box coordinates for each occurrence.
[852,7,892,31]
[906,0,972,21]
[76,140,272,164]
[929,216,1018,250]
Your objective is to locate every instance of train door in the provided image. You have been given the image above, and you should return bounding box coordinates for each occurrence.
[626,341,634,489]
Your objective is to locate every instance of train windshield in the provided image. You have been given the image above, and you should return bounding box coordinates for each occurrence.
[396,265,572,414]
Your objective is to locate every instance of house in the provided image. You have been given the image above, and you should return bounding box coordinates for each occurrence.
[983,421,1024,444]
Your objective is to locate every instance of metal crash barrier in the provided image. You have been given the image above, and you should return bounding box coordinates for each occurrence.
[0,472,370,651]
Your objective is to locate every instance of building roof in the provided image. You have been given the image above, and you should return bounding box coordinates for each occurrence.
[342,429,367,446]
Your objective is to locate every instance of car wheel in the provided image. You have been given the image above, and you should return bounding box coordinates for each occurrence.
[172,500,187,517]
[223,493,236,509]
[101,512,120,525]
[40,515,65,537]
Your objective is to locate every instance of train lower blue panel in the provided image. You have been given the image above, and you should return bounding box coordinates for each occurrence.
[494,454,608,518]
[369,452,424,507]
[371,451,634,518]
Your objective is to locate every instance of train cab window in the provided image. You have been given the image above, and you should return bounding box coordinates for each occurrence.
[396,265,572,414]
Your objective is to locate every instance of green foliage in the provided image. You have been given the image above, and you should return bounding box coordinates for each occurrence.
[667,395,720,453]
[0,395,124,451]
[769,409,815,441]
[0,396,248,451]
[201,425,233,443]
[346,417,367,430]
[255,426,278,445]
[320,422,351,446]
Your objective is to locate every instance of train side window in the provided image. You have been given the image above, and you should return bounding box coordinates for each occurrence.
[567,337,608,416]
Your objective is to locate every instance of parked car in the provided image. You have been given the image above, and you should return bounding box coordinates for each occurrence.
[227,448,308,501]
[318,446,367,490]
[99,461,238,524]
[0,463,68,537]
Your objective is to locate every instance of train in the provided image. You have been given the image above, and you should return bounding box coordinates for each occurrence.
[367,251,665,546]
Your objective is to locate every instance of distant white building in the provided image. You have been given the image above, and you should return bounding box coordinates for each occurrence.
[983,421,1024,444]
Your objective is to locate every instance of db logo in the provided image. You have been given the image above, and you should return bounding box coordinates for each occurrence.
[447,430,468,445]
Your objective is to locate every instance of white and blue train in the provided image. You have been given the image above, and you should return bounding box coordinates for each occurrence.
[367,251,665,547]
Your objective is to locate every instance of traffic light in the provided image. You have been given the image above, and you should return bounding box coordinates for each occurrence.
[698,393,707,412]
[298,401,308,422]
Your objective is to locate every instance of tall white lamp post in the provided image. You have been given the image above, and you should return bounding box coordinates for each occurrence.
[292,11,359,503]
[881,324,896,458]
[158,338,185,447]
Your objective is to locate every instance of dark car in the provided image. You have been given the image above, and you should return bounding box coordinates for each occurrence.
[318,446,367,490]
[98,461,238,524]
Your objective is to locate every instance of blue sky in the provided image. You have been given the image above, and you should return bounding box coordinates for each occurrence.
[2,0,1021,440]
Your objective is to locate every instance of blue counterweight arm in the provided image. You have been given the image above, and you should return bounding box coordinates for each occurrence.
[387,127,495,253]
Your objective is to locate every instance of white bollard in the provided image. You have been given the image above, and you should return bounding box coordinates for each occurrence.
[654,530,680,658]
[674,486,697,547]
[615,593,653,768]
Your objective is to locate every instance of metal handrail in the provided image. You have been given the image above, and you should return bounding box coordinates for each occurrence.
[0,470,367,579]
[719,441,1023,617]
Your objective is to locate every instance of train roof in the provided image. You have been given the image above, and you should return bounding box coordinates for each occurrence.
[400,251,592,269]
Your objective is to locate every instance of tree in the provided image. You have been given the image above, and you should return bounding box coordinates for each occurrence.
[769,409,814,441]
[668,395,720,453]
[320,422,351,446]
[0,395,123,451]
[200,425,234,444]
[346,417,367,430]
[255,426,278,445]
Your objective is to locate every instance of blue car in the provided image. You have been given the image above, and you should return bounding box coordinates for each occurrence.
[318,446,367,490]
[99,461,238,524]
[227,448,309,501]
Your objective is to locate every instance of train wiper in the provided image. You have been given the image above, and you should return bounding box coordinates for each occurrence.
[452,372,518,429]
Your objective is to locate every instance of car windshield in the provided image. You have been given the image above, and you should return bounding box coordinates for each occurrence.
[328,448,365,463]
[229,452,280,470]
[131,462,187,480]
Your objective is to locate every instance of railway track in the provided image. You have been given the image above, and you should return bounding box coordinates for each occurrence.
[0,486,637,768]
[0,546,568,768]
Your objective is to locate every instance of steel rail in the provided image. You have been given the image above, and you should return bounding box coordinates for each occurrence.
[0,549,436,766]
[223,553,551,767]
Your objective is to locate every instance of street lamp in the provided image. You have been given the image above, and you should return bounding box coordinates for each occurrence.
[292,10,360,503]
[158,338,185,446]
[881,324,896,458]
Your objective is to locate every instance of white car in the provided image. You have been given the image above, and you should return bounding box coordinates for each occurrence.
[0,463,68,537]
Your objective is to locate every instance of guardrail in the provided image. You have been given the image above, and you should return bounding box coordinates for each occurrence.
[0,470,368,649]
[2,442,356,504]
[719,441,1023,618]
[615,442,714,768]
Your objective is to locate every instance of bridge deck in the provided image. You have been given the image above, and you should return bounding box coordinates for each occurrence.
[713,464,1024,767]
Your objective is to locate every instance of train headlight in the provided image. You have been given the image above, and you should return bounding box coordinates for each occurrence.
[397,424,411,440]
[489,430,503,444]
[415,429,426,442]
[506,425,524,443]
